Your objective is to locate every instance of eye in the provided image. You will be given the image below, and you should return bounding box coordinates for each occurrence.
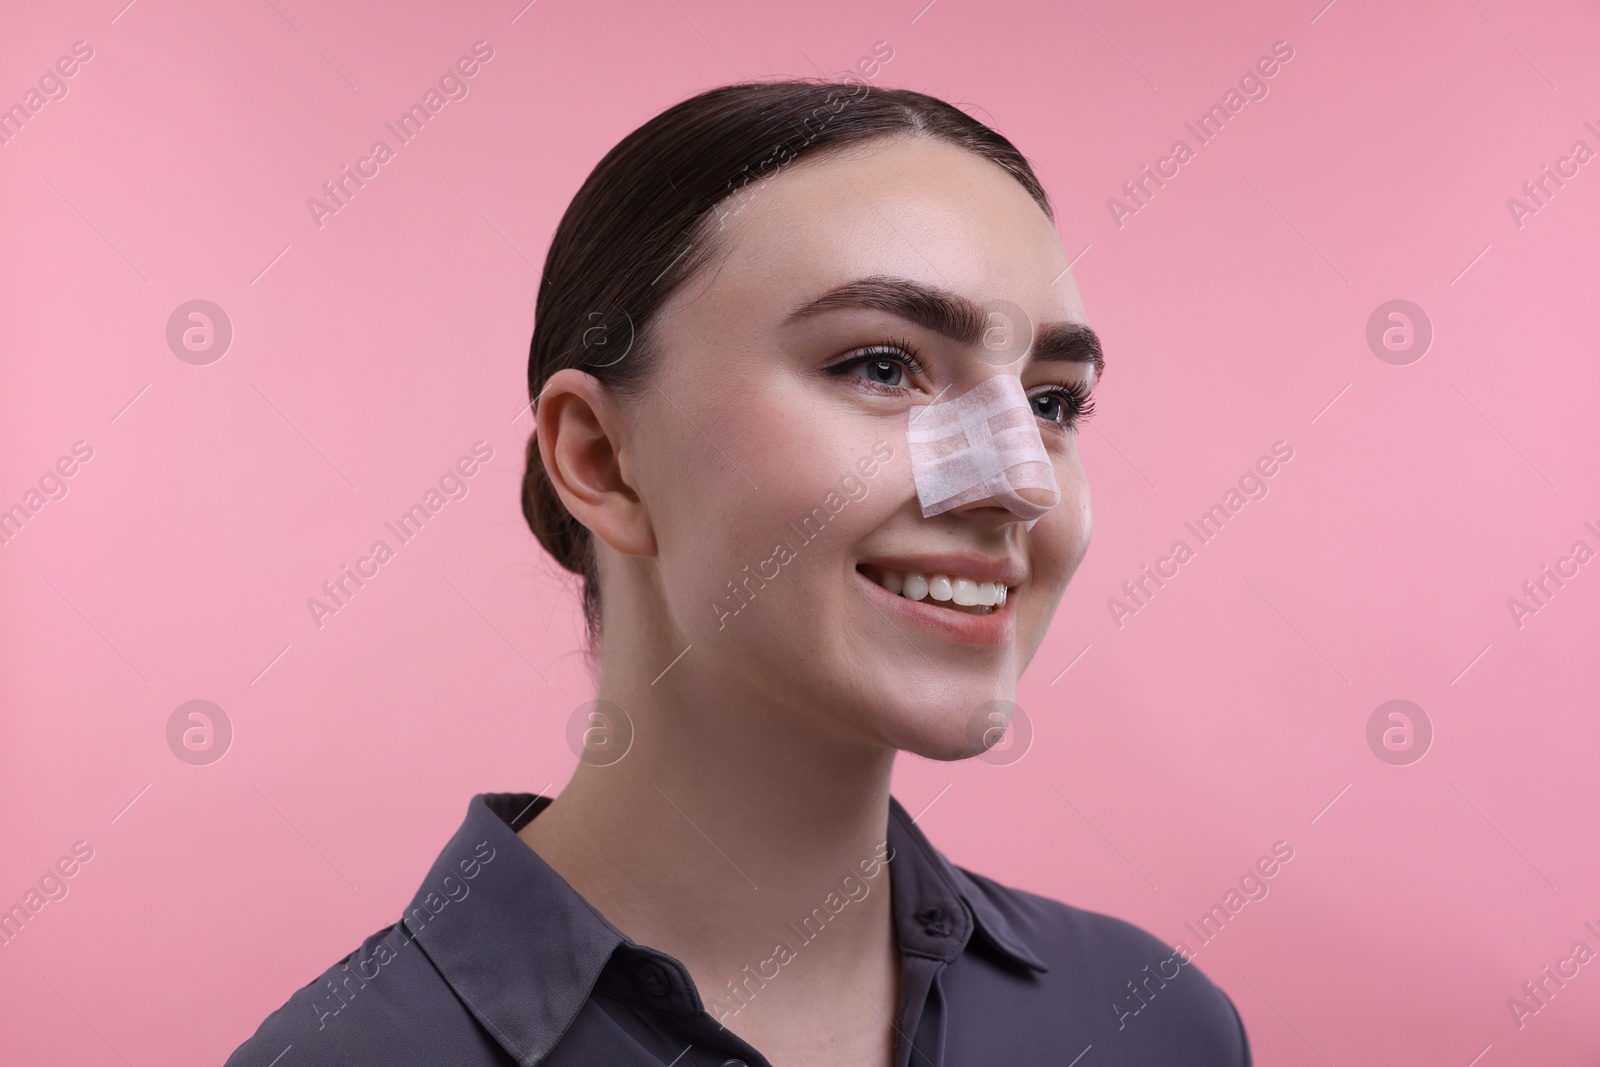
[826,339,928,395]
[826,340,1097,433]
[1031,381,1097,435]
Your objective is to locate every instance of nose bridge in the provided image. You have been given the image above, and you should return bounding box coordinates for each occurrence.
[906,371,1061,527]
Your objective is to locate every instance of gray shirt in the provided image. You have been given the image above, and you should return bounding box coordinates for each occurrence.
[224,792,1250,1066]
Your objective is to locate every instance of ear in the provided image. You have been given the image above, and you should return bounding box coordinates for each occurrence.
[534,368,656,559]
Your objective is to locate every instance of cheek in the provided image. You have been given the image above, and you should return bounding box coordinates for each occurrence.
[647,411,770,587]
[1043,451,1092,573]
[644,380,911,621]
[1010,455,1089,668]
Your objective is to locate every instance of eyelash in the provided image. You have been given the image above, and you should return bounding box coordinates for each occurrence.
[826,337,1097,434]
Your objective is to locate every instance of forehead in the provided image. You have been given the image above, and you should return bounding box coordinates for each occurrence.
[672,134,1086,328]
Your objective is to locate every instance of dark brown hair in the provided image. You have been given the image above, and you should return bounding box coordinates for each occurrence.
[521,79,1054,654]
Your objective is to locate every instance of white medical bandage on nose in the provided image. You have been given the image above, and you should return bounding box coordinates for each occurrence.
[906,373,1060,527]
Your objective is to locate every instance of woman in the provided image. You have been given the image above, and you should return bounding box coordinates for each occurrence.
[226,80,1250,1067]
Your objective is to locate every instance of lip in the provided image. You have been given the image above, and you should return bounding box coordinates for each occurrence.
[852,564,1017,647]
[855,553,1027,587]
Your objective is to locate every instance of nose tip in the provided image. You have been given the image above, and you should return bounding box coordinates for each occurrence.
[1013,485,1058,510]
[944,467,1059,527]
[995,475,1059,525]
[908,372,1062,525]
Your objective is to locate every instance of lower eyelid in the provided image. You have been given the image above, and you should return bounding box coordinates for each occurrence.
[833,354,920,392]
[838,357,1093,420]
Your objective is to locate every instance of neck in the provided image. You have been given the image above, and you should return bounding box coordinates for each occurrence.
[517,656,901,1016]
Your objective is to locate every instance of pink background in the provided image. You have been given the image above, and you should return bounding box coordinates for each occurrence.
[3,0,1598,1063]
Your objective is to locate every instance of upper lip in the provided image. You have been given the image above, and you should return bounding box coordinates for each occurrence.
[857,553,1027,587]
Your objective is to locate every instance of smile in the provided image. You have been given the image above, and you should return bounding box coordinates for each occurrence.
[856,563,1008,615]
[852,562,1017,646]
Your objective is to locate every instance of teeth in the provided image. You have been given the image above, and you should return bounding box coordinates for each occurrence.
[864,567,1009,614]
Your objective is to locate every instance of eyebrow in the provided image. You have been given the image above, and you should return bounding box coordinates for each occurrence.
[787,275,1105,380]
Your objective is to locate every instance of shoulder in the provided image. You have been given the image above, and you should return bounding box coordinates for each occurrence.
[958,861,1179,968]
[222,920,494,1067]
[952,863,1252,1065]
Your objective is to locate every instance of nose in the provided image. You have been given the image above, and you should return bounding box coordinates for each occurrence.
[907,373,1060,527]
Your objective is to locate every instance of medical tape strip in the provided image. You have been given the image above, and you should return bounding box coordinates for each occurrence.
[906,372,1060,528]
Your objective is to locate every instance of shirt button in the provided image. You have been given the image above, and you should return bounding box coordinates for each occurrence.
[721,1061,748,1067]
[638,961,671,997]
[915,905,953,937]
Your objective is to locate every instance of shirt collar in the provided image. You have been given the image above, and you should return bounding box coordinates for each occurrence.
[403,793,625,1067]
[885,793,1051,975]
[405,792,1047,1067]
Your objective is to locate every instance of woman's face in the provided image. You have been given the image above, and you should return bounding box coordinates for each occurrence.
[599,134,1096,761]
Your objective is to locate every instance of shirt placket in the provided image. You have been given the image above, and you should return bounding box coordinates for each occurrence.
[887,823,969,1067]
[613,950,780,1067]
[895,953,949,1067]
[620,945,950,1067]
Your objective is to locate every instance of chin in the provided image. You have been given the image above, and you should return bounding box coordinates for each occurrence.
[867,696,1011,763]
